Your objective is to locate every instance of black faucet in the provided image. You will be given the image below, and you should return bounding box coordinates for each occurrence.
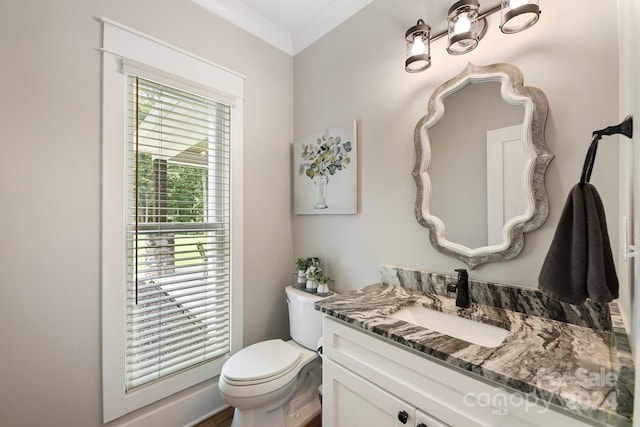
[446,269,470,308]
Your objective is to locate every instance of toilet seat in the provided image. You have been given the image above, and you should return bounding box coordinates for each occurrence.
[219,340,318,400]
[221,339,301,386]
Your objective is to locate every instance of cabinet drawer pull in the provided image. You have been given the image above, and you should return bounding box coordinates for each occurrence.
[417,423,428,427]
[397,410,409,424]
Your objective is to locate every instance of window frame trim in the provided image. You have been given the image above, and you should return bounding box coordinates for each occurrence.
[100,18,244,423]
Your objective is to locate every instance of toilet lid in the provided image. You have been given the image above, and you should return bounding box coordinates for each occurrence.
[222,339,301,384]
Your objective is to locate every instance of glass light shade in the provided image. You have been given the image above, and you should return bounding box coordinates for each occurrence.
[447,0,481,55]
[500,0,540,34]
[405,19,431,73]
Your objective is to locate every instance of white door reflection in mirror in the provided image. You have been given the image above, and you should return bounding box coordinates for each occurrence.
[486,124,526,246]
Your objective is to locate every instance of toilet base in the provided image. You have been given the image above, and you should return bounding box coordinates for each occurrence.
[284,395,321,427]
[231,400,319,427]
[229,358,322,427]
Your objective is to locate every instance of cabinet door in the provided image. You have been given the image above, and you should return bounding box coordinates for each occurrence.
[415,409,449,427]
[323,359,416,427]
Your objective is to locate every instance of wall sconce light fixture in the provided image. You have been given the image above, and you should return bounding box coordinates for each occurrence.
[500,0,540,33]
[405,19,432,73]
[447,0,482,55]
[405,0,541,72]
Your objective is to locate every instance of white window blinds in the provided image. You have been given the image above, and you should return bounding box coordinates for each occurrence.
[125,76,231,391]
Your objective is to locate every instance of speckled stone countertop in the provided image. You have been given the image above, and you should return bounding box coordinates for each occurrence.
[315,268,634,427]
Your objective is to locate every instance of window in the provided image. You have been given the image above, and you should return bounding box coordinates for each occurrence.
[101,19,244,422]
[125,76,231,390]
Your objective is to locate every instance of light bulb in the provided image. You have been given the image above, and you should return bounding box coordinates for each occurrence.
[454,14,471,34]
[411,37,426,55]
[509,0,528,8]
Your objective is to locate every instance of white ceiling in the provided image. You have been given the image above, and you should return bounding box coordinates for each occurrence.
[190,0,504,56]
[191,0,375,55]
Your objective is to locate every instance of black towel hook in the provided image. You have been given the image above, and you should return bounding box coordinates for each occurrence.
[580,115,633,185]
[593,115,633,139]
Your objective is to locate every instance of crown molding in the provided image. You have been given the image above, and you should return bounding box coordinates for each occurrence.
[191,0,374,56]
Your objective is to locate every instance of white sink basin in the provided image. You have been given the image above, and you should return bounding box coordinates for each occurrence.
[389,305,508,348]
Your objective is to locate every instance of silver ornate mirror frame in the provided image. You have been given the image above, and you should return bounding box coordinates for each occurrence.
[413,62,553,269]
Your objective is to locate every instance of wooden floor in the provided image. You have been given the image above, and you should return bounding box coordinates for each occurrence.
[195,407,321,427]
[195,407,234,427]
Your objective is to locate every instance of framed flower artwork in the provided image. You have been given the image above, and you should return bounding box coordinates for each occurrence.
[293,121,357,215]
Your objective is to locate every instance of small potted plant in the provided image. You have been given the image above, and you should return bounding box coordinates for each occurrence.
[317,275,330,295]
[295,257,310,284]
[305,265,321,291]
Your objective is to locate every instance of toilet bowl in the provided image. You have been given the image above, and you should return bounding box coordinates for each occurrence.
[218,286,333,427]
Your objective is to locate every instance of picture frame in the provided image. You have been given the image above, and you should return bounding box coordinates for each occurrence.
[293,121,358,215]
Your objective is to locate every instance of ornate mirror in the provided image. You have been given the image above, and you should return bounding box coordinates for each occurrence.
[413,62,552,269]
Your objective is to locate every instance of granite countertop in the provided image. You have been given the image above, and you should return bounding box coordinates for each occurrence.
[315,282,633,426]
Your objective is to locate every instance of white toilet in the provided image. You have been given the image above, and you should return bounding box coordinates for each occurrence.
[218,285,332,427]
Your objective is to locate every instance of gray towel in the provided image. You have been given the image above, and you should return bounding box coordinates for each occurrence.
[538,183,618,304]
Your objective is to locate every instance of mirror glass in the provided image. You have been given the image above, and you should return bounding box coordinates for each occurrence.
[428,81,525,248]
[413,63,552,269]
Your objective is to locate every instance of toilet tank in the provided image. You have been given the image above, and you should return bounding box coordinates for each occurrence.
[285,286,332,350]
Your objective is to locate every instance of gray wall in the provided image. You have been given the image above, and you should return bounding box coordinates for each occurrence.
[0,0,630,425]
[0,0,293,425]
[293,1,621,292]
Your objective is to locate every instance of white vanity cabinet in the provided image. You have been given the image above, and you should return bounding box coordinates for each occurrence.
[322,316,600,427]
